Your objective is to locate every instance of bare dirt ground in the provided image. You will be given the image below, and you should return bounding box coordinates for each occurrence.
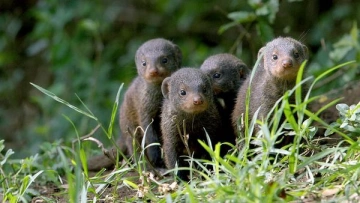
[30,170,142,202]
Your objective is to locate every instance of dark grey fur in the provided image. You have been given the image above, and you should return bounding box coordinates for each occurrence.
[87,38,182,171]
[200,53,250,148]
[161,68,223,180]
[232,37,308,147]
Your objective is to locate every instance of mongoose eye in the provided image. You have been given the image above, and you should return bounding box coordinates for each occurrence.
[213,73,221,79]
[239,65,246,70]
[203,87,207,93]
[272,55,278,60]
[161,58,168,64]
[180,89,186,96]
[142,61,146,66]
[294,52,300,58]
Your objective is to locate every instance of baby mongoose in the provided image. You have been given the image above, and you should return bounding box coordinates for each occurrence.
[87,38,182,171]
[200,53,249,112]
[232,37,308,148]
[200,54,250,148]
[119,38,182,167]
[161,68,223,181]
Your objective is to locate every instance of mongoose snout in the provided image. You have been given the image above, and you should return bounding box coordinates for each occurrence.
[282,58,293,68]
[181,92,209,114]
[192,95,204,105]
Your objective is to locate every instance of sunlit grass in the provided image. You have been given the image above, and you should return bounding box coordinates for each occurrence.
[0,61,359,202]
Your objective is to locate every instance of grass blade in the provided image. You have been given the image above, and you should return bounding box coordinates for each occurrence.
[30,82,98,120]
[107,83,124,139]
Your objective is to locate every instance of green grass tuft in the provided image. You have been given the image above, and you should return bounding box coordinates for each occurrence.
[1,61,359,202]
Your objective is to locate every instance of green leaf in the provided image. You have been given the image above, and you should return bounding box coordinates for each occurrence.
[304,109,354,144]
[218,21,238,34]
[336,103,349,115]
[267,0,279,23]
[26,39,49,56]
[0,140,4,152]
[330,35,354,61]
[1,148,15,166]
[17,170,43,202]
[80,19,99,33]
[19,176,30,197]
[349,113,357,121]
[329,44,353,62]
[344,124,356,132]
[256,20,274,43]
[255,5,269,16]
[340,121,349,129]
[298,148,345,170]
[255,0,279,23]
[350,21,359,47]
[227,11,256,23]
[123,179,138,189]
[248,0,262,8]
[324,122,338,136]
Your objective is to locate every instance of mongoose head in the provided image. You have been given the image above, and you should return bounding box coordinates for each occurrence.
[258,37,309,81]
[162,68,214,114]
[135,38,182,84]
[200,53,249,95]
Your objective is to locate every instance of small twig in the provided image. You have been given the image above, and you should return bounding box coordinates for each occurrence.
[182,119,191,155]
[72,124,101,150]
[140,171,178,195]
[176,119,191,156]
[83,137,117,163]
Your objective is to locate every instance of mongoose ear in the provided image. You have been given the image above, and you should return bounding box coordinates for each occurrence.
[161,77,171,99]
[173,44,183,68]
[239,64,249,79]
[257,47,265,68]
[257,47,265,58]
[135,48,142,67]
[302,45,309,59]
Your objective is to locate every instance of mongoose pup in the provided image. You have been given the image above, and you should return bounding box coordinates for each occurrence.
[120,38,182,167]
[232,37,308,148]
[87,38,182,171]
[161,68,223,181]
[200,54,250,148]
[200,53,249,112]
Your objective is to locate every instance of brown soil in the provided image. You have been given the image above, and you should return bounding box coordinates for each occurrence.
[30,170,141,202]
[30,168,175,202]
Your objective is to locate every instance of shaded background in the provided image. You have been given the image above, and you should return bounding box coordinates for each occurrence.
[1,0,359,158]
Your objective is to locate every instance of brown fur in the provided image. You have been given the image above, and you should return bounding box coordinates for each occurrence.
[232,37,308,148]
[87,38,182,171]
[160,68,223,180]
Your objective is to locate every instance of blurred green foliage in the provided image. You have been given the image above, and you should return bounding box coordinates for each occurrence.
[326,102,360,136]
[0,0,359,157]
